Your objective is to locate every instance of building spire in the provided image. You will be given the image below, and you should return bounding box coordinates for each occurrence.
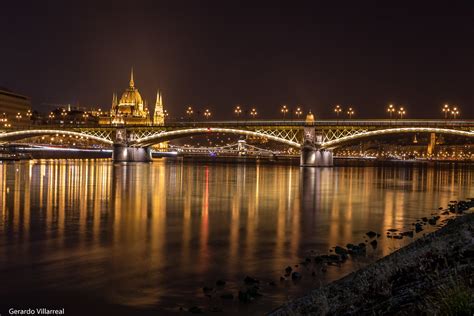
[130,67,135,88]
[154,89,165,125]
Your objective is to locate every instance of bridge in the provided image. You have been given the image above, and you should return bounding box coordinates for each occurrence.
[0,119,473,166]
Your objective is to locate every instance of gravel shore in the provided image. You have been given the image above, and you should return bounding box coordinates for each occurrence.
[269,213,474,315]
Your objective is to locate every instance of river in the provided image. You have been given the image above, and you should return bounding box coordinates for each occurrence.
[0,159,473,315]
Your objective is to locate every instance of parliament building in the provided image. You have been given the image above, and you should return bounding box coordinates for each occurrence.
[100,69,165,126]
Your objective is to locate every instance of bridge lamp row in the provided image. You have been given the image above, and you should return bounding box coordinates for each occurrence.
[386,104,406,118]
[334,105,355,118]
[443,104,460,119]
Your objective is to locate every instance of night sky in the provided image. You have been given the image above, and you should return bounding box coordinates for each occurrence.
[0,1,472,119]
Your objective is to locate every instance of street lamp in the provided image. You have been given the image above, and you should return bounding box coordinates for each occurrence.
[347,107,354,119]
[398,107,406,119]
[250,108,257,119]
[295,107,303,119]
[442,104,450,119]
[334,105,342,117]
[186,106,194,119]
[16,112,22,122]
[280,105,288,118]
[48,112,55,124]
[234,105,242,118]
[451,107,459,119]
[164,109,169,118]
[387,104,395,118]
[204,109,211,119]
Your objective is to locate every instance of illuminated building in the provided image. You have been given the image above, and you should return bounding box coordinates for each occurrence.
[101,69,165,125]
[0,87,31,122]
[153,90,165,125]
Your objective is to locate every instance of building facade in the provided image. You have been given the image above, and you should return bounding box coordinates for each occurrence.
[100,69,165,126]
[0,87,31,124]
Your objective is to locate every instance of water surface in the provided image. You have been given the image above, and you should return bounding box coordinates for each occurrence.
[0,159,472,314]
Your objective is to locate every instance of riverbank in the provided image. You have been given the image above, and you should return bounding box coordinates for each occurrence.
[270,212,474,315]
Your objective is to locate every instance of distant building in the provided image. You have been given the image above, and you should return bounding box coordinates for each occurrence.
[100,69,165,126]
[0,87,31,122]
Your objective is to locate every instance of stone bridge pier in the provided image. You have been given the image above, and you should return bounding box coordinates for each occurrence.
[112,129,152,162]
[300,122,333,167]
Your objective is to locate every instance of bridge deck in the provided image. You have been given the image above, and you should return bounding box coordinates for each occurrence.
[2,119,474,131]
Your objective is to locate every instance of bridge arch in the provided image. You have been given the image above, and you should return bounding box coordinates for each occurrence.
[322,127,474,149]
[0,129,114,145]
[130,127,301,148]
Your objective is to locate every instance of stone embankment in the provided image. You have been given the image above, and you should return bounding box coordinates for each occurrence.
[270,210,474,315]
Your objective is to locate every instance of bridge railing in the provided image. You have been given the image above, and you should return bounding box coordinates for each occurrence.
[1,119,473,131]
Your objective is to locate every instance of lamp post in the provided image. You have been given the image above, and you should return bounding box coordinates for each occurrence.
[234,105,242,118]
[204,109,211,119]
[280,105,288,119]
[347,107,354,119]
[442,104,450,119]
[295,107,303,119]
[250,108,257,119]
[398,107,406,119]
[334,105,342,117]
[387,104,395,118]
[451,107,459,119]
[186,106,194,120]
[48,112,55,124]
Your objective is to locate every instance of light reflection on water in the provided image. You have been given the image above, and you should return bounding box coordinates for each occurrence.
[0,160,472,314]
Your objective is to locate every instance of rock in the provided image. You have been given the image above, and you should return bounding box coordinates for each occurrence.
[280,276,286,282]
[216,280,226,287]
[370,239,378,248]
[238,285,261,302]
[366,231,377,238]
[428,217,437,225]
[189,306,202,313]
[401,231,414,238]
[284,266,292,275]
[291,272,302,280]
[220,292,234,299]
[438,207,443,210]
[203,286,213,293]
[387,228,398,232]
[415,223,423,233]
[238,290,252,303]
[244,276,259,285]
[335,246,348,255]
[422,217,428,222]
[393,235,403,239]
[346,243,366,255]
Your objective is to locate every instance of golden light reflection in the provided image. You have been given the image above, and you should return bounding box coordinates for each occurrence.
[0,161,473,310]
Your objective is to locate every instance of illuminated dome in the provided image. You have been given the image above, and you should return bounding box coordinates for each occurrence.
[114,69,145,116]
[305,111,315,123]
[119,86,143,106]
